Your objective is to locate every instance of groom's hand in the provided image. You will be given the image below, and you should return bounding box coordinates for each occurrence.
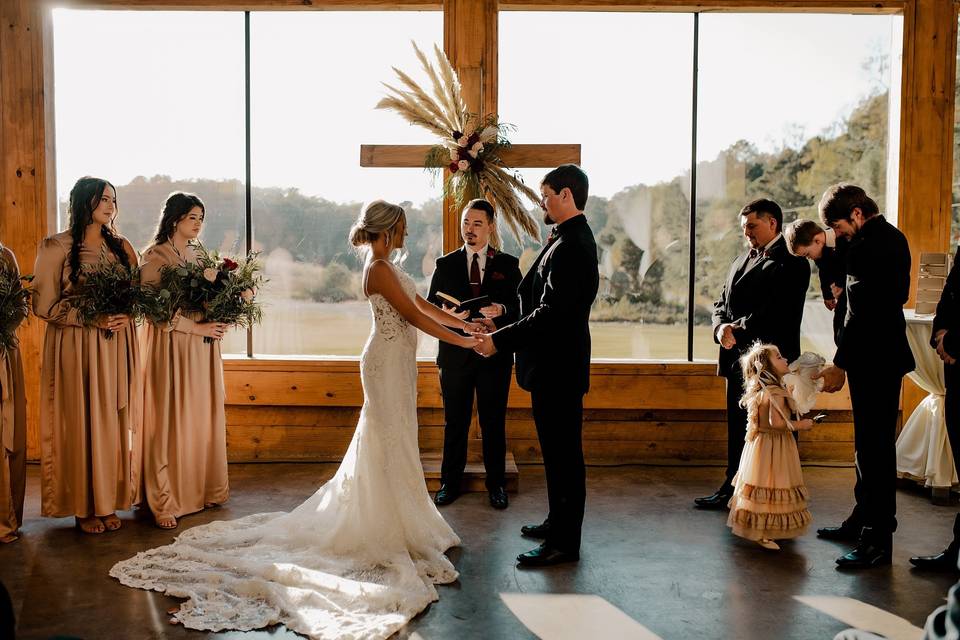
[814,365,846,393]
[474,333,497,357]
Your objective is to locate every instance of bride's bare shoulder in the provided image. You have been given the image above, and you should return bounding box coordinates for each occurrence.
[365,259,401,296]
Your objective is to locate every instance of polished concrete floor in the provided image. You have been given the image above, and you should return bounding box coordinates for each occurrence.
[2,462,958,640]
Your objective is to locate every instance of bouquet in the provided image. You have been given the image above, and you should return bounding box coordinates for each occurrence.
[0,265,32,351]
[155,243,264,343]
[67,259,157,340]
[377,42,540,247]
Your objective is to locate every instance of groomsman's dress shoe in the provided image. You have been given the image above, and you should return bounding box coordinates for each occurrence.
[434,484,460,506]
[835,529,892,568]
[517,543,579,567]
[693,490,732,510]
[909,547,960,572]
[817,523,862,542]
[489,487,508,510]
[521,522,551,539]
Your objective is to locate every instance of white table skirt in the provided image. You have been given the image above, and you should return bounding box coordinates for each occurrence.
[896,310,956,488]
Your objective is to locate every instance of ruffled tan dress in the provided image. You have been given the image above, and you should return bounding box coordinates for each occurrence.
[727,385,811,541]
[32,231,142,518]
[139,242,228,520]
[0,244,27,538]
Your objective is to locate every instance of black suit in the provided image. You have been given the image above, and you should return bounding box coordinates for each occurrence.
[493,215,599,553]
[932,247,960,541]
[815,235,849,346]
[711,235,810,492]
[427,246,522,491]
[835,215,914,541]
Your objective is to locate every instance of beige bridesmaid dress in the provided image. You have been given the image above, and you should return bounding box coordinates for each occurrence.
[139,242,228,522]
[0,244,27,541]
[32,231,142,519]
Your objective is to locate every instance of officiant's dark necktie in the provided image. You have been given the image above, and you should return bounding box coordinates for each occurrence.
[470,253,482,298]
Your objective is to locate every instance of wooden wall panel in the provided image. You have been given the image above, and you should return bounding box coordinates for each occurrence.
[0,0,54,459]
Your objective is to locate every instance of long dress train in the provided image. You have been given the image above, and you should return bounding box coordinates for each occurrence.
[110,265,460,639]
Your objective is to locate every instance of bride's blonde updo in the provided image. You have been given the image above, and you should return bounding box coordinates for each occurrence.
[349,199,406,249]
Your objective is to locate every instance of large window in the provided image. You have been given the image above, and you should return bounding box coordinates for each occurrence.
[694,13,903,360]
[250,12,442,357]
[52,9,902,362]
[53,10,248,353]
[503,11,901,361]
[500,12,693,360]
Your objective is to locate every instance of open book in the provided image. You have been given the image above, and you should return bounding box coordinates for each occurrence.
[436,291,491,314]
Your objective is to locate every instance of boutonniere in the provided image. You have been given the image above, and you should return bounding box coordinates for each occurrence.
[486,246,496,260]
[491,271,506,281]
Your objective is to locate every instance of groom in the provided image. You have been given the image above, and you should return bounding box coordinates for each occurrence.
[474,164,599,567]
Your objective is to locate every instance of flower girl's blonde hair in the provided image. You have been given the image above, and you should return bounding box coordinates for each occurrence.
[738,342,784,427]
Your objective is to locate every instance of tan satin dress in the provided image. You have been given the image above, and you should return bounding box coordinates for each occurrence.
[0,244,27,538]
[140,242,228,520]
[32,231,142,518]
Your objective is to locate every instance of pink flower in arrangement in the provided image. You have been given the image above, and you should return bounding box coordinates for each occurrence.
[457,160,470,172]
[202,267,219,282]
[222,258,239,271]
[241,288,255,302]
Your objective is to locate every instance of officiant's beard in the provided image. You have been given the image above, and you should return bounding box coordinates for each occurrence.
[542,210,554,225]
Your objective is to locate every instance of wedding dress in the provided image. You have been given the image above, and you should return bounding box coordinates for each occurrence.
[110,263,460,639]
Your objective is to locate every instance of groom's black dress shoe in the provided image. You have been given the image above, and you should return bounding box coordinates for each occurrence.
[521,522,551,539]
[693,490,731,510]
[817,523,862,542]
[910,548,960,572]
[835,529,892,568]
[516,543,579,567]
[434,484,460,506]
[489,487,508,510]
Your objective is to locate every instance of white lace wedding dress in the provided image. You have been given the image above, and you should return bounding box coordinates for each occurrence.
[110,264,460,639]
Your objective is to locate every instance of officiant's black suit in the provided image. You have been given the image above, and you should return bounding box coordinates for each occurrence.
[492,215,599,554]
[711,235,810,494]
[427,246,522,492]
[834,215,914,543]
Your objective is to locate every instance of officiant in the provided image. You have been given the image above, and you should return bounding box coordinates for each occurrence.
[427,199,522,510]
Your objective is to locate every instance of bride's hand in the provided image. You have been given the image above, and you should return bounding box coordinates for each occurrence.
[458,334,481,349]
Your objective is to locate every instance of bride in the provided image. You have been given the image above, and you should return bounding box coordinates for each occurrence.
[111,200,483,639]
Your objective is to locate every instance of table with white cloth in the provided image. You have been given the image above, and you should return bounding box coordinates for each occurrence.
[896,309,956,499]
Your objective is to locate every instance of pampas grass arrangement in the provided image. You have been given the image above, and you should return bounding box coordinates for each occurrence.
[376,42,541,248]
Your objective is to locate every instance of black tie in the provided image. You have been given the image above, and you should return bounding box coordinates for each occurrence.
[470,253,482,298]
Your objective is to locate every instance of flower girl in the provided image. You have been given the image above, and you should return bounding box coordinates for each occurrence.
[727,342,815,550]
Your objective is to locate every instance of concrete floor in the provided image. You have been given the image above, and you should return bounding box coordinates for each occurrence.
[1,463,958,640]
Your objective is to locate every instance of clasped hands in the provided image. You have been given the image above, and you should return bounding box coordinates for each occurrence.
[442,303,500,357]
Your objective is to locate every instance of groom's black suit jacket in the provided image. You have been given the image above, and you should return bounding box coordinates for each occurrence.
[492,215,599,395]
[711,235,810,378]
[427,246,522,369]
[932,246,960,355]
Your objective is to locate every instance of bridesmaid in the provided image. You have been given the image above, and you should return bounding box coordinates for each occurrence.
[33,176,142,535]
[0,242,27,544]
[140,192,228,530]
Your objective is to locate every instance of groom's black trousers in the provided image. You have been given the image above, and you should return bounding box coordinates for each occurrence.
[438,360,511,490]
[531,387,586,554]
[847,367,901,542]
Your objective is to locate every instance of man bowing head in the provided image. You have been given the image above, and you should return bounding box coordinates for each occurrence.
[474,164,599,567]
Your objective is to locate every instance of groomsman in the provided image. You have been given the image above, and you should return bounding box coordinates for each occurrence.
[784,218,848,346]
[475,164,599,567]
[910,246,960,572]
[427,199,522,510]
[817,183,914,568]
[695,198,810,510]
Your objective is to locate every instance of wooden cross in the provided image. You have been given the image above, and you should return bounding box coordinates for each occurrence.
[359,0,581,254]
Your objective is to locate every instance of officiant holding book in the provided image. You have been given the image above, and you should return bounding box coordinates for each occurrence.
[427,199,522,510]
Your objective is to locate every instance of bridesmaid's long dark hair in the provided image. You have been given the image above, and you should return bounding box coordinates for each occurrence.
[152,192,205,246]
[67,176,129,284]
